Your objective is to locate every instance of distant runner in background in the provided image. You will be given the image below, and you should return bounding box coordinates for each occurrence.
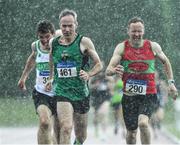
[89,71,112,140]
[110,77,125,136]
[151,71,168,138]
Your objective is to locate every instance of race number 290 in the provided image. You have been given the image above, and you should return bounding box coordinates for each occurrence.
[125,79,147,95]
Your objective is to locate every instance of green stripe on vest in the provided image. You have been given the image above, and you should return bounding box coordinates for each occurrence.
[121,59,155,74]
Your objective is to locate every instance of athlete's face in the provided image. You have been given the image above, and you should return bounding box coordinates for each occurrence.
[38,32,53,48]
[128,22,144,46]
[59,15,77,39]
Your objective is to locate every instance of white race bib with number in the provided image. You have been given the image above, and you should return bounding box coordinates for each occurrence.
[125,79,147,95]
[37,71,50,85]
[57,61,77,78]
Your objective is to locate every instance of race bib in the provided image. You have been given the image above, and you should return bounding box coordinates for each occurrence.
[125,79,147,95]
[37,71,50,85]
[57,61,77,78]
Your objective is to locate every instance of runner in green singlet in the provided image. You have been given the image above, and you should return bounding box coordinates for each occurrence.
[110,77,125,136]
[46,9,103,144]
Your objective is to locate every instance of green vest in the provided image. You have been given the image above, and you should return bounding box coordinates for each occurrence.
[52,34,90,101]
[111,79,123,104]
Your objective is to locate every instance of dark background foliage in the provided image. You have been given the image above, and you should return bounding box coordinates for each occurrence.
[1,0,180,97]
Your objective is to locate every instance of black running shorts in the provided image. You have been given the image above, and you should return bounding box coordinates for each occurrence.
[56,96,90,114]
[32,89,57,115]
[122,94,157,130]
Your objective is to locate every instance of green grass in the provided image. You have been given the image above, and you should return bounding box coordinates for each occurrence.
[0,97,38,127]
[0,96,180,141]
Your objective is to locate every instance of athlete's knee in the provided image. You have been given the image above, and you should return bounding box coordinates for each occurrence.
[38,105,52,130]
[60,121,73,135]
[39,117,51,130]
[139,123,149,135]
[138,114,149,129]
[126,130,137,144]
[127,130,137,138]
[138,119,149,130]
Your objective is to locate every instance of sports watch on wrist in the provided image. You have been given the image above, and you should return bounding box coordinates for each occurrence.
[168,79,175,85]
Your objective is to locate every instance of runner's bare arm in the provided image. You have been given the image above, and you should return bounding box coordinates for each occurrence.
[80,37,103,80]
[18,42,36,90]
[151,41,178,100]
[151,42,174,80]
[106,42,124,77]
[45,38,54,91]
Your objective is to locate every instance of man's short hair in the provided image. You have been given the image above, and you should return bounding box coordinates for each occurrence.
[36,19,55,34]
[59,8,77,22]
[128,17,144,28]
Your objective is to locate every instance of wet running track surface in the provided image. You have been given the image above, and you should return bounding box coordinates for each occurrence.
[0,126,179,144]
